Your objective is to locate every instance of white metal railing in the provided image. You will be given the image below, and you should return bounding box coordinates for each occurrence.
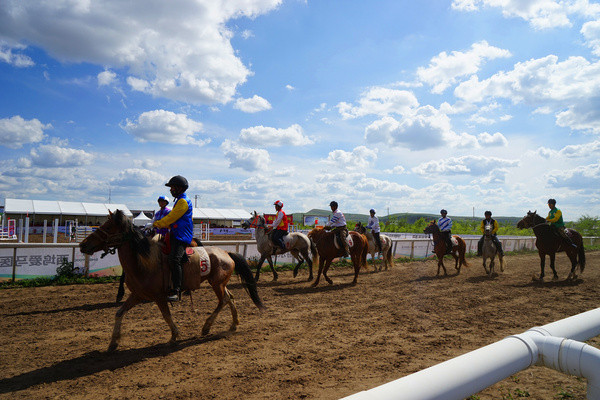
[341,308,600,400]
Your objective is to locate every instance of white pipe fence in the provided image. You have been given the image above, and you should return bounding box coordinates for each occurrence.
[342,308,600,400]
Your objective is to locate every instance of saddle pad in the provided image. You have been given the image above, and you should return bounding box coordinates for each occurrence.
[191,246,211,277]
[334,234,354,249]
[450,236,458,247]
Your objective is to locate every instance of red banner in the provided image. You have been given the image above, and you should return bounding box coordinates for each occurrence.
[264,213,293,225]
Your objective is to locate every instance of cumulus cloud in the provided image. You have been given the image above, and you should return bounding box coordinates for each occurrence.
[471,168,510,184]
[417,41,511,94]
[110,168,166,188]
[233,95,272,113]
[547,163,600,189]
[477,132,508,147]
[0,116,51,148]
[29,144,94,167]
[221,139,270,171]
[285,84,295,91]
[239,124,314,147]
[0,1,282,104]
[384,165,407,174]
[412,155,520,177]
[122,110,209,146]
[364,106,479,150]
[324,146,377,170]
[98,70,117,86]
[0,40,34,67]
[451,0,584,29]
[336,87,419,119]
[537,140,600,158]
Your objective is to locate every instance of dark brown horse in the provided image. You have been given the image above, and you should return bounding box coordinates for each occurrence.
[307,227,368,286]
[79,210,264,351]
[423,221,469,276]
[517,210,585,281]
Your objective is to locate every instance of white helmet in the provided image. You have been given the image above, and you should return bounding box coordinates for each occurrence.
[273,200,283,207]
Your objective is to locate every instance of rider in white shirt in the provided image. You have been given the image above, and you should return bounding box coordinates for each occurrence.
[325,201,350,257]
[366,209,382,257]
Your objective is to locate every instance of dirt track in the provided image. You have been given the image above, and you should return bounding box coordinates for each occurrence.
[1,251,599,400]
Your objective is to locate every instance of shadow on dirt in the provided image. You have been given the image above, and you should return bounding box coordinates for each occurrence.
[411,272,460,282]
[0,331,233,395]
[465,273,500,283]
[4,301,122,317]
[514,278,584,288]
[272,282,356,296]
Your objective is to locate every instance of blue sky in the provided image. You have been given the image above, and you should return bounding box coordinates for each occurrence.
[1,0,600,220]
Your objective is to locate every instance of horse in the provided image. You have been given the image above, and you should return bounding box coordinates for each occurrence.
[307,227,368,286]
[353,221,394,270]
[79,209,264,351]
[423,221,469,276]
[516,210,585,281]
[242,212,318,282]
[482,224,504,277]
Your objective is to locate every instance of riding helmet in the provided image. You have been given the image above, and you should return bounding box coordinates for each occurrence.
[274,200,283,208]
[165,175,188,190]
[157,195,169,204]
[485,210,492,216]
[329,201,338,208]
[547,198,556,205]
[370,209,376,214]
[440,209,447,214]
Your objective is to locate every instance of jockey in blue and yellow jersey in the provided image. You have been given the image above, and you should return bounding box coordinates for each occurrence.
[437,209,453,254]
[477,210,504,256]
[270,200,288,253]
[546,198,576,248]
[153,175,193,301]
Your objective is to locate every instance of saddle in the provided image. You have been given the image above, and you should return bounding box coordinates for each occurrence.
[333,233,354,250]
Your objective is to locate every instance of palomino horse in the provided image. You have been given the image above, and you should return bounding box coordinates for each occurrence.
[242,212,318,282]
[79,210,264,351]
[307,227,368,286]
[517,211,585,281]
[423,221,469,276]
[482,224,504,277]
[353,221,394,270]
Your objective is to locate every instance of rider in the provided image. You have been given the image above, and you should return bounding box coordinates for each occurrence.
[546,198,577,249]
[153,195,171,237]
[325,201,350,257]
[438,209,453,254]
[477,211,504,257]
[153,175,194,302]
[366,208,382,258]
[269,200,288,253]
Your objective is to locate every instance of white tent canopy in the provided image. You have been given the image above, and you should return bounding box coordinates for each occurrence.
[4,198,133,217]
[133,212,152,226]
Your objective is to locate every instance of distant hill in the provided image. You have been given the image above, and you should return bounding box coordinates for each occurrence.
[292,209,524,225]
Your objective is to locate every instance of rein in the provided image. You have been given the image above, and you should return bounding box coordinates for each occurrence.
[93,226,132,258]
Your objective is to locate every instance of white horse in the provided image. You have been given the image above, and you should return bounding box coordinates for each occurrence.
[243,212,318,282]
[354,222,394,271]
[482,224,505,277]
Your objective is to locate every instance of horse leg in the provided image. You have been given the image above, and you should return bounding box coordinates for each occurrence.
[482,256,489,276]
[108,294,142,351]
[155,298,180,345]
[323,258,334,285]
[351,251,360,285]
[549,253,559,281]
[567,249,579,281]
[294,249,309,279]
[538,252,546,281]
[266,255,278,282]
[202,282,230,336]
[254,255,266,282]
[453,252,460,273]
[489,257,495,277]
[312,257,326,287]
[116,272,125,303]
[225,288,239,332]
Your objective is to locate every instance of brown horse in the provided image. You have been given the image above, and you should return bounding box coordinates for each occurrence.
[423,220,469,276]
[354,221,394,270]
[79,210,264,351]
[517,210,585,281]
[307,227,368,286]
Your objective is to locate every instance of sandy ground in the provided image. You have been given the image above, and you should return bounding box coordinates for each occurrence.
[1,251,599,400]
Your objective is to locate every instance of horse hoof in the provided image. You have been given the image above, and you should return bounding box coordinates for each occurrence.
[272,276,278,282]
[107,343,118,352]
[293,270,298,278]
[229,325,238,332]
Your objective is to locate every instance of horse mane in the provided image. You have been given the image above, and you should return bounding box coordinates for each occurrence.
[113,210,162,271]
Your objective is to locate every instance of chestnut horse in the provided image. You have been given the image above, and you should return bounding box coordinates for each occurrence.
[79,210,264,351]
[423,220,469,276]
[242,212,318,282]
[517,210,585,281]
[353,221,394,270]
[307,227,368,286]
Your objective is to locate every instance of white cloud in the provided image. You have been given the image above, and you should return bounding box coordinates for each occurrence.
[233,95,272,113]
[286,84,295,90]
[477,132,508,147]
[336,87,419,119]
[384,165,407,174]
[239,124,314,147]
[471,168,510,184]
[29,144,94,167]
[412,155,519,177]
[110,168,166,188]
[98,70,117,86]
[537,140,600,158]
[364,106,479,150]
[0,40,34,67]
[241,30,254,39]
[221,139,270,171]
[126,76,150,92]
[122,110,209,146]
[0,116,51,149]
[0,1,282,104]
[324,146,377,170]
[417,41,511,94]
[547,163,600,189]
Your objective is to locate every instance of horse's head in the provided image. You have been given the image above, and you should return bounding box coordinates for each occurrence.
[79,209,141,255]
[354,221,365,233]
[516,210,537,229]
[484,223,492,236]
[423,220,438,234]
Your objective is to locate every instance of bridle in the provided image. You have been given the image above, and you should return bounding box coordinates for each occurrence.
[247,215,265,229]
[91,225,132,258]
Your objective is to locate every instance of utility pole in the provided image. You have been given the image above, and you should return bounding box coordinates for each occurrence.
[108,187,111,203]
[195,195,200,208]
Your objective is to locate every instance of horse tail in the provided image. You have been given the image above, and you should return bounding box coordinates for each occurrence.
[310,238,319,267]
[228,252,265,310]
[578,240,586,274]
[459,238,469,268]
[387,240,394,268]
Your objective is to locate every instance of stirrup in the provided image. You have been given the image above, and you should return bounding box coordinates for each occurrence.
[167,290,180,302]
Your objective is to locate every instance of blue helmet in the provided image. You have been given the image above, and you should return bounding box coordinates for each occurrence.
[157,195,169,204]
